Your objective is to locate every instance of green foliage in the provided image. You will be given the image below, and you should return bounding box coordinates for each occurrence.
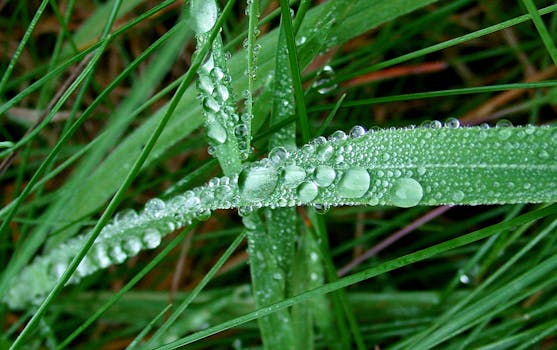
[1,0,557,349]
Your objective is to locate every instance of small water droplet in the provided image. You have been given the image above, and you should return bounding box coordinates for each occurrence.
[110,244,127,264]
[316,144,334,161]
[452,190,465,202]
[337,167,370,198]
[539,150,550,159]
[238,165,279,201]
[143,228,162,249]
[207,121,227,144]
[314,165,336,187]
[349,125,366,138]
[329,130,347,141]
[297,181,319,202]
[296,35,307,45]
[282,165,306,187]
[203,96,220,113]
[268,146,289,164]
[124,236,142,255]
[313,203,330,214]
[444,117,460,129]
[312,65,337,94]
[459,273,470,284]
[145,198,166,219]
[496,119,513,128]
[389,178,423,208]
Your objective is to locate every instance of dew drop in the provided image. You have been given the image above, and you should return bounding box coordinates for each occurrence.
[145,198,166,219]
[297,181,319,202]
[389,178,423,208]
[337,167,370,198]
[316,144,334,162]
[314,165,336,187]
[110,244,127,264]
[203,96,220,113]
[496,119,513,128]
[268,146,289,164]
[207,121,227,144]
[452,190,465,202]
[191,0,218,33]
[238,165,279,201]
[282,165,306,187]
[416,166,426,176]
[349,125,366,139]
[539,150,550,159]
[459,273,470,284]
[143,228,162,249]
[123,236,142,255]
[329,130,347,141]
[444,117,460,129]
[313,203,330,214]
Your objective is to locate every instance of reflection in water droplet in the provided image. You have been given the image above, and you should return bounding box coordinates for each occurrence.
[389,178,423,208]
[337,167,370,198]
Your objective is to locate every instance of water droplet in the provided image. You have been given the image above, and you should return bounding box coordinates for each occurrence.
[329,130,347,141]
[416,166,426,176]
[337,167,370,198]
[191,0,218,33]
[452,190,465,202]
[145,198,166,219]
[296,36,307,45]
[349,125,366,139]
[124,236,142,255]
[268,146,289,164]
[198,74,213,93]
[207,121,227,144]
[215,84,229,101]
[316,144,334,162]
[234,124,249,137]
[496,119,513,128]
[539,150,550,159]
[94,245,111,268]
[110,244,127,264]
[459,273,470,284]
[444,117,460,129]
[314,165,336,187]
[203,96,220,113]
[282,165,306,187]
[389,178,423,208]
[312,65,337,94]
[143,228,162,249]
[238,165,279,201]
[297,181,319,202]
[313,203,330,214]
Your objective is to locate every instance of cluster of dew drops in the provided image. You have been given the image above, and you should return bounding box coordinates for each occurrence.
[7,118,555,309]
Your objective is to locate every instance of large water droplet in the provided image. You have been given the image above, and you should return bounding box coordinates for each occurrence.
[297,181,319,202]
[337,167,370,198]
[349,125,366,139]
[143,228,162,249]
[316,144,334,162]
[282,165,306,187]
[145,198,166,219]
[238,165,279,201]
[389,178,423,208]
[207,121,227,144]
[314,165,336,187]
[191,0,218,33]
